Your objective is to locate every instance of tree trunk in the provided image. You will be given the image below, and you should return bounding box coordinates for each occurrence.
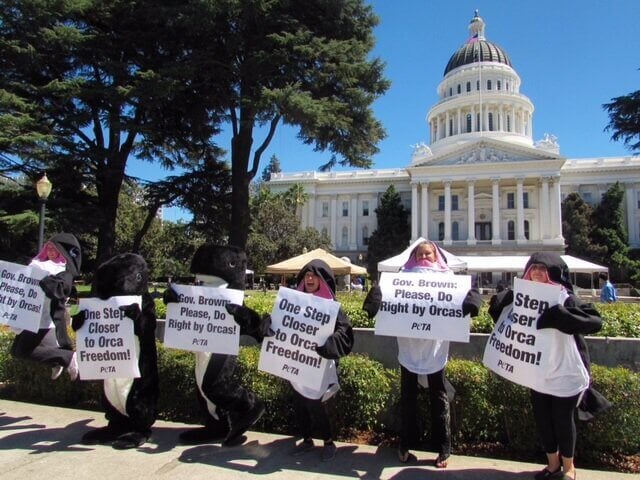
[228,115,255,249]
[95,158,126,265]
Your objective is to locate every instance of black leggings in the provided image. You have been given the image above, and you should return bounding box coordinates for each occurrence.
[530,389,582,458]
[293,390,333,442]
[400,365,451,455]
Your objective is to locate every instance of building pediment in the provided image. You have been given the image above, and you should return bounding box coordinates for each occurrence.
[411,138,562,168]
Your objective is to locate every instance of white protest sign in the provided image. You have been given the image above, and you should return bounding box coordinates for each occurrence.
[259,287,338,390]
[163,284,244,355]
[374,271,472,342]
[76,296,141,380]
[483,278,563,391]
[0,260,52,332]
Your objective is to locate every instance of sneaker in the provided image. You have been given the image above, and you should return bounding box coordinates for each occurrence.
[321,442,337,462]
[51,365,64,380]
[223,399,265,446]
[291,438,314,456]
[67,352,79,381]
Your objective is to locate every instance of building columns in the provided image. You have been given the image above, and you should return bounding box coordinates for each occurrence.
[516,178,526,243]
[411,183,419,241]
[467,180,476,244]
[420,182,430,239]
[492,179,501,244]
[350,196,358,250]
[444,181,452,245]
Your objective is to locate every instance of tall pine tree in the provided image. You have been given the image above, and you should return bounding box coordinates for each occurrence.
[366,185,410,278]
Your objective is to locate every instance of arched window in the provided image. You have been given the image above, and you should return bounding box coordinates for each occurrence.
[457,84,461,94]
[497,80,502,90]
[476,113,481,131]
[438,222,445,241]
[488,112,494,131]
[506,115,511,132]
[524,220,530,240]
[466,81,471,92]
[487,79,492,90]
[452,222,459,241]
[449,119,453,136]
[449,87,452,97]
[476,80,480,90]
[507,220,515,240]
[466,114,472,133]
[341,226,348,247]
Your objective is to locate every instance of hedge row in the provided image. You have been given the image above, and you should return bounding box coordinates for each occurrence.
[0,330,638,466]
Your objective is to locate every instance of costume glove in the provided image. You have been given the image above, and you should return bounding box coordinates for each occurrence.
[362,285,382,319]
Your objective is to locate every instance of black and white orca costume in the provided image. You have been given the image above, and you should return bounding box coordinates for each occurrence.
[165,245,268,445]
[11,233,82,379]
[73,253,159,450]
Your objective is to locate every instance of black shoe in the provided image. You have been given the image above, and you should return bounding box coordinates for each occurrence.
[322,442,337,462]
[179,426,228,445]
[534,465,562,480]
[291,438,315,456]
[81,426,122,445]
[223,400,265,446]
[112,431,148,450]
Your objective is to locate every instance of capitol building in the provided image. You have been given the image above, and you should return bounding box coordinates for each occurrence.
[267,12,640,277]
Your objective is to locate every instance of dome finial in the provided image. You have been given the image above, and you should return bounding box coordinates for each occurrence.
[468,10,486,43]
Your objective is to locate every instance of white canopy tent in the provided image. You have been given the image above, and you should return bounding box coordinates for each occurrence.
[456,255,607,274]
[377,238,467,273]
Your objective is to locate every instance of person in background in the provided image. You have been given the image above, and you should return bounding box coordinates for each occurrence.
[598,272,617,303]
[363,240,481,468]
[488,252,610,480]
[288,259,354,462]
[11,233,82,381]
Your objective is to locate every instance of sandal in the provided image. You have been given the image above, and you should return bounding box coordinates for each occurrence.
[397,447,417,463]
[534,465,562,480]
[435,452,450,468]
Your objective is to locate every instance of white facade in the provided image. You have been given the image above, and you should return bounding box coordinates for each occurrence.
[267,12,640,264]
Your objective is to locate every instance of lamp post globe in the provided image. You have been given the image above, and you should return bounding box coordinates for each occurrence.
[36,173,52,251]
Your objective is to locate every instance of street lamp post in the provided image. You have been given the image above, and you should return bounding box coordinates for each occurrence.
[36,173,52,251]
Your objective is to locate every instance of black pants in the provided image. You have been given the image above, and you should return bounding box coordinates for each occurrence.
[400,365,451,455]
[530,389,582,458]
[293,390,333,442]
[11,328,73,368]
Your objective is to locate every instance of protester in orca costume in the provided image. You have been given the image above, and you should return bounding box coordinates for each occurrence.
[285,259,354,462]
[488,252,610,480]
[11,233,82,381]
[72,253,159,450]
[362,240,482,468]
[164,244,269,446]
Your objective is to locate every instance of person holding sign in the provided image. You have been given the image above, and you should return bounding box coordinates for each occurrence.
[72,253,159,450]
[11,233,82,381]
[487,252,609,480]
[273,258,354,462]
[164,244,269,446]
[363,240,481,468]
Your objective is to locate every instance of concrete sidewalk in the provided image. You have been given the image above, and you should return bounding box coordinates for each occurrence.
[0,399,632,479]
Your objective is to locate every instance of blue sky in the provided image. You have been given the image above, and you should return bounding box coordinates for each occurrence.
[130,0,640,221]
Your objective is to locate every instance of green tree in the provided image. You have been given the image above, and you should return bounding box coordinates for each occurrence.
[603,89,640,154]
[247,185,330,274]
[366,185,410,278]
[591,182,630,275]
[561,192,604,261]
[261,155,282,182]
[0,1,227,263]
[209,0,389,248]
